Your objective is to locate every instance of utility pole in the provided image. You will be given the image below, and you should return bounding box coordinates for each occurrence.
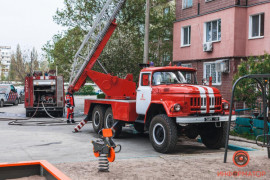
[143,0,150,64]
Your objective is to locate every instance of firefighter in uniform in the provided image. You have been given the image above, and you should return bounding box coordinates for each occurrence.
[65,88,75,123]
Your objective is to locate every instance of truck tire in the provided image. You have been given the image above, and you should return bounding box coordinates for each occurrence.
[58,110,63,117]
[149,114,178,153]
[26,109,32,117]
[134,123,145,133]
[199,122,228,149]
[92,105,105,133]
[0,100,4,108]
[104,107,122,138]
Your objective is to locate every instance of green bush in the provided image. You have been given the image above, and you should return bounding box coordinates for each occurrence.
[74,85,96,95]
[97,93,105,99]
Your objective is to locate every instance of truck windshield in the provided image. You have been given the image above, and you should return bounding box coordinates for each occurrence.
[152,71,197,85]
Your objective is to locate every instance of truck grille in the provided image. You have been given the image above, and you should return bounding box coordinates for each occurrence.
[190,96,222,113]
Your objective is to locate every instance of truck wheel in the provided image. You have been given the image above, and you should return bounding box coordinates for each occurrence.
[134,123,144,133]
[199,122,228,149]
[26,109,32,117]
[149,114,178,153]
[92,105,105,133]
[58,110,63,117]
[0,100,4,108]
[104,107,122,138]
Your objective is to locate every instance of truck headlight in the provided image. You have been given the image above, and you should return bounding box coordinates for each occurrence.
[223,103,229,110]
[174,104,181,112]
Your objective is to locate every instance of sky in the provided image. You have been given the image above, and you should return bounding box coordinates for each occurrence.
[0,0,65,55]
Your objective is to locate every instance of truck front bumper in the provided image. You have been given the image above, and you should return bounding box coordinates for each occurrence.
[176,115,236,124]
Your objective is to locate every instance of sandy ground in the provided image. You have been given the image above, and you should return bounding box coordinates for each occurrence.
[56,151,270,180]
[7,176,46,180]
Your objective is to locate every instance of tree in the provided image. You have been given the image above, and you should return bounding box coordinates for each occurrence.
[8,45,27,82]
[43,27,85,80]
[0,63,6,81]
[43,0,175,82]
[233,54,270,109]
[30,47,39,73]
[8,54,16,80]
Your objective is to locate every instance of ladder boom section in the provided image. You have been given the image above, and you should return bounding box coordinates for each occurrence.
[69,0,126,91]
[72,21,117,92]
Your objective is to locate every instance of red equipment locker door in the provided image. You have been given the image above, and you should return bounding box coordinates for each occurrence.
[24,76,34,107]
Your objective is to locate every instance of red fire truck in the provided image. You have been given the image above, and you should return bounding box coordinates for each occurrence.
[24,71,65,117]
[68,0,235,153]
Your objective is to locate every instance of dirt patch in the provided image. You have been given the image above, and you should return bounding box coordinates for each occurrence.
[56,152,270,180]
[7,176,46,180]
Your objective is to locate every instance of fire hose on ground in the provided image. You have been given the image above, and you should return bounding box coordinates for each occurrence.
[1,98,86,126]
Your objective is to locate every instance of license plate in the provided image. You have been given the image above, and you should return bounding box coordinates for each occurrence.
[204,117,220,122]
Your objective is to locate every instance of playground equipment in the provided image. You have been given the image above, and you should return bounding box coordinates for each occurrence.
[92,123,121,172]
[224,74,270,163]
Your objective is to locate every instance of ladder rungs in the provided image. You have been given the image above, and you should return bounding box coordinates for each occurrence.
[69,0,126,86]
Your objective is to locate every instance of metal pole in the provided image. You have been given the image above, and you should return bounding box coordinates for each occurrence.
[143,0,150,64]
[223,77,239,163]
[263,80,270,158]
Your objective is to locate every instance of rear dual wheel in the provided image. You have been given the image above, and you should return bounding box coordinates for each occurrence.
[92,105,105,133]
[91,105,122,137]
[104,107,122,138]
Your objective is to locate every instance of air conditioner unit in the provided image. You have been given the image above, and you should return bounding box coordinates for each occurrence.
[203,42,213,52]
[215,59,230,73]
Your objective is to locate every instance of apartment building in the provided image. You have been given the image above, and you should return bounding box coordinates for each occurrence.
[173,0,270,100]
[0,46,11,79]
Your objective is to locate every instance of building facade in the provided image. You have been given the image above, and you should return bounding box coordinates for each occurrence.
[0,46,11,79]
[173,0,270,101]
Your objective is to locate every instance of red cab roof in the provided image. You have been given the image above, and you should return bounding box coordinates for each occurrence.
[141,66,196,72]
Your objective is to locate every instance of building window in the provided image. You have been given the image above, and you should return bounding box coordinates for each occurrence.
[181,26,191,47]
[205,19,221,42]
[249,13,264,39]
[163,53,171,62]
[204,62,221,85]
[183,0,193,9]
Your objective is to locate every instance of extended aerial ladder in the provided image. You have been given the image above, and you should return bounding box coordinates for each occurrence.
[68,0,136,100]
